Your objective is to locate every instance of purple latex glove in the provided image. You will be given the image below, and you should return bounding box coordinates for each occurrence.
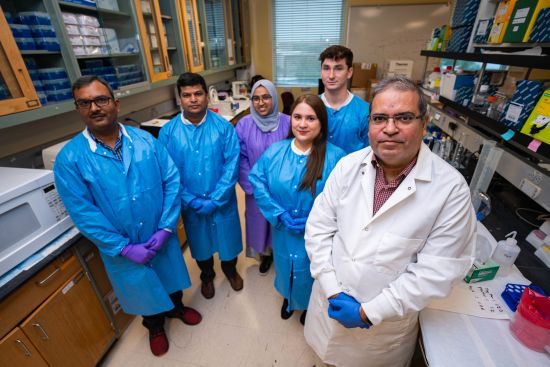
[189,197,206,211]
[120,243,156,264]
[328,298,370,329]
[196,200,217,216]
[146,229,171,252]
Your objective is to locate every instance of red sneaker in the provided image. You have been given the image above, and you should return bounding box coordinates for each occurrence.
[149,329,169,356]
[169,306,202,325]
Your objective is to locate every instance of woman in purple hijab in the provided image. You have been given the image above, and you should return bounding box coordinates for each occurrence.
[236,79,291,274]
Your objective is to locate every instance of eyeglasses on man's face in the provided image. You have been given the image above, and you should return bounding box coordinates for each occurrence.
[75,96,113,109]
[370,113,423,127]
[251,94,272,103]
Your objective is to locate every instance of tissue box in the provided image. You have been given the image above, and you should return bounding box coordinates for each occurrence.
[520,89,550,145]
[464,260,500,283]
[499,80,544,130]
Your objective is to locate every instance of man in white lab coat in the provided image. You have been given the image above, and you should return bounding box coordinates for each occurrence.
[304,75,476,367]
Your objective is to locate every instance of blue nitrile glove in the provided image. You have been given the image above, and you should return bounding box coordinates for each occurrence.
[328,298,370,329]
[333,292,359,303]
[279,211,302,233]
[196,199,217,216]
[146,229,171,252]
[120,243,156,264]
[289,217,307,233]
[189,197,206,211]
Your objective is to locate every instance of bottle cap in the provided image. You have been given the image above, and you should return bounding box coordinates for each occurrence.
[487,96,497,103]
[434,66,441,72]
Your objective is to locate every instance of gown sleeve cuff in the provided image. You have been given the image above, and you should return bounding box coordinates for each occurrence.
[362,293,396,325]
[318,271,341,298]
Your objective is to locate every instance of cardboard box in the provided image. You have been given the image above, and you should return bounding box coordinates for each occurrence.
[351,63,377,88]
[384,59,413,79]
[440,73,475,101]
[503,0,539,43]
[464,260,500,283]
[520,89,550,145]
[488,21,508,43]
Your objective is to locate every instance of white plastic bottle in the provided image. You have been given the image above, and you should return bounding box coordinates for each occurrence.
[492,231,521,276]
[428,66,441,90]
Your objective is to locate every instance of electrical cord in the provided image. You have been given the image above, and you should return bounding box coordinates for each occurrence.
[515,207,550,227]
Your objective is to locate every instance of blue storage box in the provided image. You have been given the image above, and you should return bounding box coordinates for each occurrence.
[37,91,48,105]
[35,37,60,51]
[499,80,545,131]
[528,8,550,43]
[28,70,40,81]
[42,79,71,91]
[38,68,68,80]
[92,66,116,75]
[30,25,56,38]
[82,59,104,68]
[0,86,9,100]
[115,64,138,74]
[10,24,32,38]
[103,74,118,83]
[80,68,94,76]
[46,88,72,102]
[19,12,52,26]
[455,86,474,107]
[15,37,36,50]
[446,24,474,53]
[4,12,17,24]
[452,0,481,27]
[24,57,38,70]
[32,79,44,91]
[64,0,97,7]
[473,18,493,44]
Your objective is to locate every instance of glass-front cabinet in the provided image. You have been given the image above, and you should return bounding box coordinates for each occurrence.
[178,0,203,72]
[0,8,40,116]
[134,0,170,82]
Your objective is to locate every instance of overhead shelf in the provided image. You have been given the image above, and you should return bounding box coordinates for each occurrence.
[57,1,131,17]
[420,50,550,69]
[438,96,550,164]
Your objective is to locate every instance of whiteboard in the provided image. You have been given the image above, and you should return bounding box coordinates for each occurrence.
[347,4,450,81]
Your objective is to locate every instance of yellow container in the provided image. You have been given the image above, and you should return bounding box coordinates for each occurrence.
[495,0,517,23]
[523,0,550,42]
[521,89,550,145]
[488,21,508,43]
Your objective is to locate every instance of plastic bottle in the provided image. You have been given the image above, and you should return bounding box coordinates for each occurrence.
[471,85,490,114]
[450,134,466,169]
[487,94,507,120]
[442,137,453,161]
[428,66,441,90]
[492,231,521,276]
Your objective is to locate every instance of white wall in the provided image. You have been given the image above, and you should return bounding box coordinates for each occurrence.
[347,4,450,81]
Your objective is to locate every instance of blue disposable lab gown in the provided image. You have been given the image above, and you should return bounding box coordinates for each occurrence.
[158,111,242,261]
[324,94,370,154]
[249,140,345,311]
[54,125,191,316]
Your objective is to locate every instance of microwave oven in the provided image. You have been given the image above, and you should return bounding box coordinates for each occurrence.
[0,167,73,277]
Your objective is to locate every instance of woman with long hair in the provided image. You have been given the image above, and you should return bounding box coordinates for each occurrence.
[249,94,346,324]
[235,79,291,274]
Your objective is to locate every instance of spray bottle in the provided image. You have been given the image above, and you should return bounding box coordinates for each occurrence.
[492,231,521,276]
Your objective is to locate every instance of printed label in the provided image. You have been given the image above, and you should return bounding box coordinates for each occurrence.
[62,280,74,294]
[505,103,523,123]
[477,20,489,35]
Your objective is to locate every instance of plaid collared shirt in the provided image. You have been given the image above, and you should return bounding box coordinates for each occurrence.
[371,154,417,215]
[89,129,123,161]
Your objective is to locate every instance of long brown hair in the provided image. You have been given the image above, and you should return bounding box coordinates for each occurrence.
[288,95,328,196]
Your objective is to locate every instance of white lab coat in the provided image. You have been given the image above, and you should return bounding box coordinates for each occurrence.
[304,144,476,367]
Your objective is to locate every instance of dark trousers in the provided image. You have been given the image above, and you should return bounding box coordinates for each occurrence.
[196,256,238,282]
[142,290,184,332]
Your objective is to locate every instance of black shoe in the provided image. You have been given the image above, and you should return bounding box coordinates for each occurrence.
[259,255,273,275]
[281,298,294,320]
[300,310,307,325]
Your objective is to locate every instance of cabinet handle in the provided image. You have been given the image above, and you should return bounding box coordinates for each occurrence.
[36,267,61,286]
[32,323,49,340]
[15,339,32,357]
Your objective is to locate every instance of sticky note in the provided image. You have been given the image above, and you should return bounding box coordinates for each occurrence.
[501,129,515,141]
[528,139,542,152]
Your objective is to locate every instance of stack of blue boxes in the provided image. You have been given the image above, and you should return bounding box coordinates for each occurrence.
[24,57,72,104]
[80,60,143,89]
[528,8,550,43]
[63,0,97,7]
[8,12,61,52]
[447,0,481,52]
[499,80,545,131]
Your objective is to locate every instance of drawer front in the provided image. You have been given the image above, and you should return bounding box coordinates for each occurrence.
[0,250,79,338]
